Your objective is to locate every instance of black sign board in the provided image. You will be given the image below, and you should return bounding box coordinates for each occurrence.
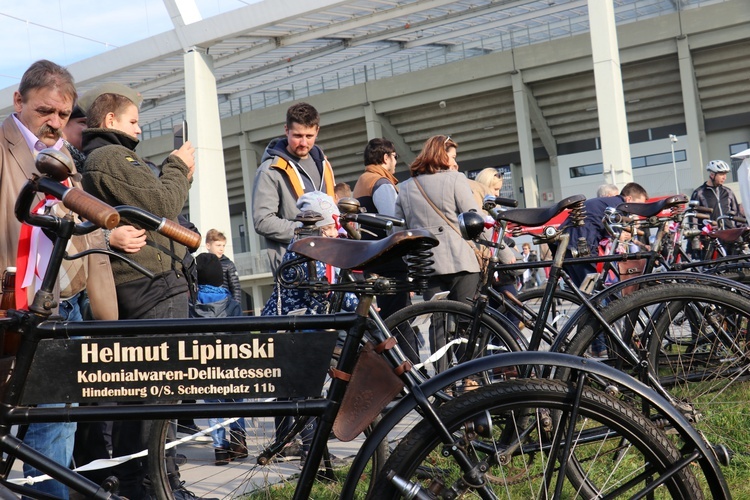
[22,332,339,404]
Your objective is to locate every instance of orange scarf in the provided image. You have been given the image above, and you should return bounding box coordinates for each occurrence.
[352,164,399,199]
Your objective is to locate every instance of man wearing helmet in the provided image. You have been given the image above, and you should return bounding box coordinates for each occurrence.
[690,160,741,229]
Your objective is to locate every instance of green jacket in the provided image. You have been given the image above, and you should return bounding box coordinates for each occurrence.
[82,128,192,286]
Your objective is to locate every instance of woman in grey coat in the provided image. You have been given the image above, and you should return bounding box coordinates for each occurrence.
[396,135,504,372]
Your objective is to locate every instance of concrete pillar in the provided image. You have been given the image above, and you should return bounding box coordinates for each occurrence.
[548,156,561,203]
[364,102,383,139]
[512,71,539,208]
[677,35,707,191]
[588,0,633,185]
[183,47,233,257]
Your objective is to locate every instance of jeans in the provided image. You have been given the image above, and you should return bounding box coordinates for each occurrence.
[22,294,82,499]
[58,293,83,322]
[22,419,76,499]
[205,399,246,449]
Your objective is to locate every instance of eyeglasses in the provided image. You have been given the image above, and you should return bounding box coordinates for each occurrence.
[391,152,399,160]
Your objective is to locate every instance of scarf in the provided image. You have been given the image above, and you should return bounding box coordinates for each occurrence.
[352,164,399,199]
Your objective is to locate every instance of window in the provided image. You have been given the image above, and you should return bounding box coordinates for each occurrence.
[570,163,603,178]
[569,150,687,178]
[632,150,686,169]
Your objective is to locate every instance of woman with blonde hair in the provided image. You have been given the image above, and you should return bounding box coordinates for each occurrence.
[475,167,504,197]
[473,167,522,328]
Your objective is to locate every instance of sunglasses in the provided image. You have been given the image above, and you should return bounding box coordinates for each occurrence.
[392,152,399,160]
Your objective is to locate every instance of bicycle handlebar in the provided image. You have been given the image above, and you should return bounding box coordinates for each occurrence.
[493,197,518,208]
[367,214,405,227]
[112,206,202,250]
[693,205,714,215]
[716,213,747,225]
[482,195,518,211]
[157,218,203,249]
[20,178,201,250]
[342,213,393,231]
[36,177,120,229]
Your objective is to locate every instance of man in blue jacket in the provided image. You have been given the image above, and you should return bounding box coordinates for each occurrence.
[563,182,648,287]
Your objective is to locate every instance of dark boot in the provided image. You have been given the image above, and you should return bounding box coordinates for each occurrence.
[229,429,248,460]
[214,448,230,466]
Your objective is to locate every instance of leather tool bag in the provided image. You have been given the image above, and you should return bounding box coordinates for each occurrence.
[332,339,409,442]
[617,258,646,296]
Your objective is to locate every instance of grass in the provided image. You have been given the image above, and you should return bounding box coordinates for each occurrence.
[244,462,374,499]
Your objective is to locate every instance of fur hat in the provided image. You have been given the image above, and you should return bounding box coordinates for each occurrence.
[296,191,339,227]
[196,253,224,287]
[77,82,143,114]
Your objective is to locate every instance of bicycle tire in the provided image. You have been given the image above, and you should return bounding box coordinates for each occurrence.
[147,415,387,499]
[384,299,522,385]
[563,282,750,482]
[370,378,704,499]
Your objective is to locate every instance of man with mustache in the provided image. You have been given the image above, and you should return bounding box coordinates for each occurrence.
[0,59,78,499]
[252,102,336,273]
[0,59,76,275]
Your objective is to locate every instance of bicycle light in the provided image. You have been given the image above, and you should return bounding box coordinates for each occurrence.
[337,197,360,214]
[458,211,485,240]
[36,148,74,181]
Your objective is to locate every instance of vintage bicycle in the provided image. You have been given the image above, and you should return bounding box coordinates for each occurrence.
[0,149,730,499]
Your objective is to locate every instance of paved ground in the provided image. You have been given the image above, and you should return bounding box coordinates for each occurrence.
[8,415,402,499]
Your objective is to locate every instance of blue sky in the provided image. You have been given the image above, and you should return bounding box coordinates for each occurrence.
[0,0,255,90]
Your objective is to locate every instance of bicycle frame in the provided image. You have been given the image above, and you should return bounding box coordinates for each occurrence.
[0,304,373,499]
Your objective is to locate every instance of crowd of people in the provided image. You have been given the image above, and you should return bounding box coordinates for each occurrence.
[0,58,744,499]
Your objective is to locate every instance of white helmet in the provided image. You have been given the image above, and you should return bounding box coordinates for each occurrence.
[706,160,731,173]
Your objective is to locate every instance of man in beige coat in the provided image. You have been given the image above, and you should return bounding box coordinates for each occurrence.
[0,59,79,499]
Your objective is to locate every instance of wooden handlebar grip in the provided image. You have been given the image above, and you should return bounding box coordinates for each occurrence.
[158,219,202,249]
[62,188,120,229]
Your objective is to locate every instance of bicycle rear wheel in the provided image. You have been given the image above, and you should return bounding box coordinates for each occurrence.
[563,282,750,487]
[370,378,704,499]
[384,299,522,386]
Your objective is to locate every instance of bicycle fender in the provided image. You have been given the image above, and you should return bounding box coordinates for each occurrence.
[341,351,730,500]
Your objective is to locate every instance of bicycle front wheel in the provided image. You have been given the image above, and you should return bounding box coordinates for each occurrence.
[516,286,584,345]
[370,378,704,499]
[147,414,387,499]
